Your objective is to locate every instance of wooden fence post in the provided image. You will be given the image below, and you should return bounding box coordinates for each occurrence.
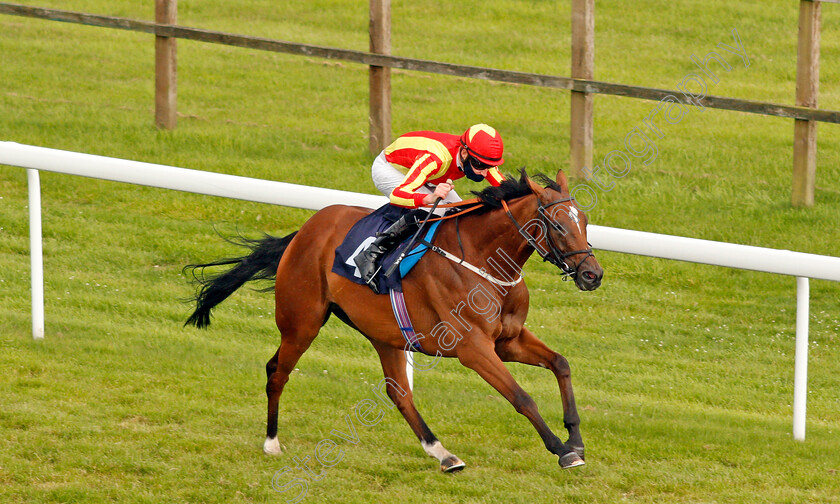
[155,0,177,129]
[792,0,820,207]
[369,0,391,155]
[570,0,594,178]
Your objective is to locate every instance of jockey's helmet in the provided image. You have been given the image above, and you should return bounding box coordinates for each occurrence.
[460,124,504,167]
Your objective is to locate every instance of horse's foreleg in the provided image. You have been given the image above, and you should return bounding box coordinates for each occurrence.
[495,327,584,460]
[371,342,465,473]
[457,341,584,469]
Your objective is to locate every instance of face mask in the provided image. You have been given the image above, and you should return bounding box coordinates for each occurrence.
[462,156,488,182]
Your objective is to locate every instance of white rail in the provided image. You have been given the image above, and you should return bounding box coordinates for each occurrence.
[588,226,840,282]
[1,142,388,210]
[2,141,838,441]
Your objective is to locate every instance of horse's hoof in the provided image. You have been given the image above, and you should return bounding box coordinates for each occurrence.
[571,445,585,461]
[559,451,585,469]
[263,437,284,455]
[440,455,466,473]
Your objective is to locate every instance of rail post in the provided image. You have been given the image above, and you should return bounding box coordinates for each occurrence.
[570,0,594,178]
[27,169,45,340]
[792,276,810,440]
[155,0,177,129]
[369,0,391,155]
[792,0,820,207]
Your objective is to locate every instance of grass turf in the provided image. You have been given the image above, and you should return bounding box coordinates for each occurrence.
[1,1,839,502]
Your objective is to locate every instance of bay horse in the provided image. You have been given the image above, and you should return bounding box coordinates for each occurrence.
[184,169,603,471]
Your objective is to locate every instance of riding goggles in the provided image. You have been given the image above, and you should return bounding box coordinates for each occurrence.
[467,155,493,171]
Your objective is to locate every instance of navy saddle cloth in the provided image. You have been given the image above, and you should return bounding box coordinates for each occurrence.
[332,204,440,294]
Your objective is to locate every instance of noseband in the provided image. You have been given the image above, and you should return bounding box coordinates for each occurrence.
[501,197,594,280]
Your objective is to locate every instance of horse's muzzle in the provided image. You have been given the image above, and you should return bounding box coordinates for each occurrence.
[575,268,602,291]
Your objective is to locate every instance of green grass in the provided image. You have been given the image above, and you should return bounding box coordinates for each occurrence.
[2,1,840,503]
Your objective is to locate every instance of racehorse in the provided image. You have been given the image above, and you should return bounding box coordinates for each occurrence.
[184,169,603,471]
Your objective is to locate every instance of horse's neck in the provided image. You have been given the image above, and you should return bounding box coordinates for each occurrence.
[456,195,538,271]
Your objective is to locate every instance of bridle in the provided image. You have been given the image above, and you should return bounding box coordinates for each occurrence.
[501,197,594,281]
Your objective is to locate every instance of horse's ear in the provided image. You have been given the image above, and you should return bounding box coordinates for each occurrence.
[526,175,546,198]
[555,170,569,193]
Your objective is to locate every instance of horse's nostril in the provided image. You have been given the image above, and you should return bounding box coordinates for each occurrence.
[583,271,596,281]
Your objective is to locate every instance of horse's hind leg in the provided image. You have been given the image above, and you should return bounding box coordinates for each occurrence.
[264,309,325,454]
[495,327,585,460]
[371,342,465,473]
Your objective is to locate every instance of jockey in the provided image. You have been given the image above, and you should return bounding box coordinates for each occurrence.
[355,124,506,293]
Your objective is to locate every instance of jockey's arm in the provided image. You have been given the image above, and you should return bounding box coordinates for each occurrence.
[486,167,505,186]
[389,154,443,208]
[421,181,453,205]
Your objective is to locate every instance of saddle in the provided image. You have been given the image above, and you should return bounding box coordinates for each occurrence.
[331,204,441,294]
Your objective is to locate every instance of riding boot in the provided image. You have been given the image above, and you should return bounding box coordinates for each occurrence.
[354,212,422,294]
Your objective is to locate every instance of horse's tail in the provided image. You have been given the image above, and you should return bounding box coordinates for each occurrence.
[183,231,299,329]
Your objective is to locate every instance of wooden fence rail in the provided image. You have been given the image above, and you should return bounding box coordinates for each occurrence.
[2,3,835,123]
[1,1,836,205]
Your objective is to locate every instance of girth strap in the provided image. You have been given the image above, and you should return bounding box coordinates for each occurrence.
[389,289,426,353]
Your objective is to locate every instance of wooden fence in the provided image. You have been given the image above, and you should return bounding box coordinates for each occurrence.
[1,0,837,206]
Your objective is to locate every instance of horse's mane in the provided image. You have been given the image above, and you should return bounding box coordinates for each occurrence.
[469,168,562,213]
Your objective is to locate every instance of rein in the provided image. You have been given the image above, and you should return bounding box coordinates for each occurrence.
[400,192,593,287]
[396,199,522,288]
[500,198,594,280]
[419,199,484,223]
